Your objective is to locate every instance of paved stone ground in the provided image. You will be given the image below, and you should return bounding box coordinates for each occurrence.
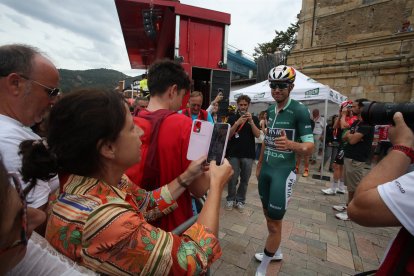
[211,163,397,276]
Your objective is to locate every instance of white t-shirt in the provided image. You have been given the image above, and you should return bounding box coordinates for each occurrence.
[0,114,58,208]
[313,116,325,135]
[377,171,414,235]
[7,232,96,276]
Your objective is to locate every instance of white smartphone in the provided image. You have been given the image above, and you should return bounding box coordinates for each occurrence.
[207,123,230,165]
[187,120,214,161]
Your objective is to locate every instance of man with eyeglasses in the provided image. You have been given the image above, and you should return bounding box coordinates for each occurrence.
[0,44,60,213]
[179,91,214,124]
[254,65,314,276]
[132,96,149,116]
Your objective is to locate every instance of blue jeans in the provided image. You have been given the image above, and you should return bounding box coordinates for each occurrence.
[226,157,254,204]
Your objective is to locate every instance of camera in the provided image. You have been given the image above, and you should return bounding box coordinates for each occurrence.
[361,101,414,130]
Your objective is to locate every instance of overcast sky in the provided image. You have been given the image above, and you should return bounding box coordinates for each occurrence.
[0,0,301,76]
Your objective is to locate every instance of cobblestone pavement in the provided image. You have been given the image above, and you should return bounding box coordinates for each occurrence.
[211,163,397,276]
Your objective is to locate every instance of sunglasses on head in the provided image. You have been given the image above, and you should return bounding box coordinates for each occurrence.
[269,82,289,90]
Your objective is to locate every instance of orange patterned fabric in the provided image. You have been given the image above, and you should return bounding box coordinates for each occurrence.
[46,174,221,275]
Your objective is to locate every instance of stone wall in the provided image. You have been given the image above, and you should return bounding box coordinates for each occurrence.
[290,0,414,102]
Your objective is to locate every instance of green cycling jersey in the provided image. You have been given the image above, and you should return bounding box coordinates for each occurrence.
[263,98,314,168]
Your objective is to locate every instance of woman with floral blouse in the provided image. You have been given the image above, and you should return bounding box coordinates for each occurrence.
[19,89,233,275]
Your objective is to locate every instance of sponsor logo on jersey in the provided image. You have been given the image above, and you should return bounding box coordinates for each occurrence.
[395,180,406,194]
[285,172,297,208]
[269,203,282,210]
[265,150,286,159]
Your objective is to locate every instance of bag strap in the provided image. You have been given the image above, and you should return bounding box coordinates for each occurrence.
[393,228,414,275]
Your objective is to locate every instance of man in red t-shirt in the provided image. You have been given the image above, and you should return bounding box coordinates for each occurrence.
[125,60,209,231]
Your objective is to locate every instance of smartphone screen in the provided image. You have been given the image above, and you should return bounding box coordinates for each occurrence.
[207,123,230,165]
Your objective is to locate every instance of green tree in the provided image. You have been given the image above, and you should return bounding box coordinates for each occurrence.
[253,21,299,60]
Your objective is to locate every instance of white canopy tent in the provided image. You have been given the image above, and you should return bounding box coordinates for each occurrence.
[229,70,348,180]
[230,70,347,104]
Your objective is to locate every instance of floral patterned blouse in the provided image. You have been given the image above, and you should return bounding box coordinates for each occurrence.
[46,174,221,275]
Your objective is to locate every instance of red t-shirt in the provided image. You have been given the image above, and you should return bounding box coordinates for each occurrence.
[376,227,414,275]
[346,115,358,126]
[126,111,193,231]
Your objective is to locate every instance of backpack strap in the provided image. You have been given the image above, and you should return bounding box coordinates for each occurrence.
[199,110,207,121]
[138,110,175,189]
[393,228,414,275]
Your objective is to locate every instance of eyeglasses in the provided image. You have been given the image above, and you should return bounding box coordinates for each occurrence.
[190,103,201,108]
[19,74,60,98]
[0,173,28,255]
[269,82,289,90]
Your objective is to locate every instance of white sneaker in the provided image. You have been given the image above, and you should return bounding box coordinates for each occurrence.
[255,271,266,276]
[235,202,245,213]
[332,205,347,212]
[335,211,350,221]
[321,188,336,195]
[254,251,283,262]
[337,187,346,194]
[225,201,234,211]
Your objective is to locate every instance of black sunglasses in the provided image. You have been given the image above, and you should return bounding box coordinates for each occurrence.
[19,74,60,97]
[269,82,289,90]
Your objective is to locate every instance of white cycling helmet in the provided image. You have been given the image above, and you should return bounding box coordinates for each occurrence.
[268,65,296,83]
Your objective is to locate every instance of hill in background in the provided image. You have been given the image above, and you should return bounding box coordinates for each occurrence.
[58,68,131,93]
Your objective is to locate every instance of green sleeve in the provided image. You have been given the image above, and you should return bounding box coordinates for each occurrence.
[296,105,314,143]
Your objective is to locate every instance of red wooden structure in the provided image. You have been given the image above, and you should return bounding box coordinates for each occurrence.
[115,0,231,109]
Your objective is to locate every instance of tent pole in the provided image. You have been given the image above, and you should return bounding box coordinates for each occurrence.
[320,98,328,179]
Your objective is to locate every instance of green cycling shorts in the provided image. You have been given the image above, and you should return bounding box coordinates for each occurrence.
[258,162,297,220]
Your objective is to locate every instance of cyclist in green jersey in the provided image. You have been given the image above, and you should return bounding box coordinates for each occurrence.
[255,65,314,276]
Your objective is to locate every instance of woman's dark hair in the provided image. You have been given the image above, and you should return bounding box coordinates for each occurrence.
[330,114,338,127]
[19,89,127,182]
[0,156,11,224]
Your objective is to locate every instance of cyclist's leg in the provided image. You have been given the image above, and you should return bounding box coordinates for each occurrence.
[263,166,296,252]
[258,163,272,212]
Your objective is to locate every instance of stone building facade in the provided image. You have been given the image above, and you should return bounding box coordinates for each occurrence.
[289,0,414,102]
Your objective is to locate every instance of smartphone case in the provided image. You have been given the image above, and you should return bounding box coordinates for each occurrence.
[187,120,214,161]
[207,123,230,165]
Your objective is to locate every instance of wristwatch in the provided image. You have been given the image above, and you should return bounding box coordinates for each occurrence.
[392,145,414,163]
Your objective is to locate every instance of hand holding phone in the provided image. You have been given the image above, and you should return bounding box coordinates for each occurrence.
[187,121,230,165]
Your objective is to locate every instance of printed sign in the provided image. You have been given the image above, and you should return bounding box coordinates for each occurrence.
[305,88,319,98]
[233,93,243,101]
[253,92,266,100]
